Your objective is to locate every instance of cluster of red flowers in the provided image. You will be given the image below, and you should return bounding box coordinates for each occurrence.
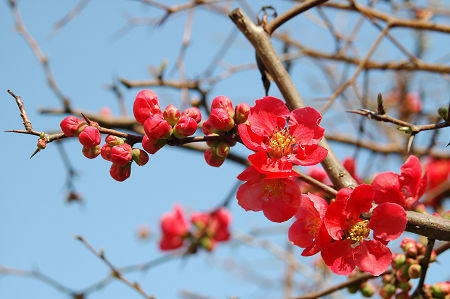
[60,116,149,181]
[159,205,231,252]
[202,96,250,167]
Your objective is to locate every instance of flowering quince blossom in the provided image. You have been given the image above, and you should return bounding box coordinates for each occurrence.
[191,207,231,250]
[288,193,331,256]
[372,155,427,210]
[159,205,190,251]
[236,166,301,222]
[238,97,328,178]
[321,185,407,276]
[424,158,449,208]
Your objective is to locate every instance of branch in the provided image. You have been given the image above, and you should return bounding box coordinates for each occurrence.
[412,238,435,297]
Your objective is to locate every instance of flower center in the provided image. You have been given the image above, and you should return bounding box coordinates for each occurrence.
[346,220,370,243]
[263,179,284,198]
[305,217,321,236]
[268,128,296,159]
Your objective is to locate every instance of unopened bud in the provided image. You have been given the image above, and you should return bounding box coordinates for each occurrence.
[432,282,450,298]
[60,116,86,137]
[416,242,426,256]
[398,126,412,135]
[202,119,219,135]
[110,163,131,182]
[214,142,230,159]
[408,264,421,279]
[78,126,101,148]
[392,253,406,269]
[380,284,396,298]
[144,114,172,139]
[396,265,410,282]
[211,95,234,118]
[204,148,225,167]
[173,116,198,138]
[142,135,166,154]
[82,145,101,159]
[361,283,375,297]
[101,144,112,161]
[234,103,250,124]
[133,89,161,124]
[132,148,149,166]
[163,104,180,126]
[105,135,124,147]
[401,238,416,251]
[382,274,393,284]
[398,281,412,292]
[37,138,47,150]
[210,108,235,131]
[110,143,133,166]
[181,107,202,123]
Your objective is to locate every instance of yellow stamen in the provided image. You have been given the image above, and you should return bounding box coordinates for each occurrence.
[346,220,370,243]
[268,128,296,159]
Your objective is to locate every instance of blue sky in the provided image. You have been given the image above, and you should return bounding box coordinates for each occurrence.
[1,1,449,298]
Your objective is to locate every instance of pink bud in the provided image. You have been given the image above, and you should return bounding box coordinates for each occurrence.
[163,104,180,126]
[202,119,219,135]
[60,116,85,137]
[391,253,406,269]
[214,142,230,159]
[110,163,131,182]
[78,126,101,148]
[144,114,172,139]
[37,138,47,150]
[133,89,161,124]
[234,103,250,124]
[173,116,198,138]
[211,95,234,118]
[181,107,202,123]
[408,264,421,279]
[105,135,124,147]
[110,143,132,167]
[401,238,416,251]
[100,144,112,161]
[142,135,166,154]
[204,148,225,167]
[210,108,235,131]
[132,148,149,166]
[82,145,101,159]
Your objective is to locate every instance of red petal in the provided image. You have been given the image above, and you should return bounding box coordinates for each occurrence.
[289,218,315,248]
[302,224,331,256]
[247,97,290,136]
[372,172,405,206]
[291,145,328,166]
[263,196,298,223]
[355,240,392,276]
[237,123,268,152]
[346,184,374,218]
[399,155,423,199]
[249,151,293,177]
[288,107,325,146]
[324,199,347,240]
[237,166,264,182]
[321,240,356,275]
[236,180,266,212]
[369,203,406,241]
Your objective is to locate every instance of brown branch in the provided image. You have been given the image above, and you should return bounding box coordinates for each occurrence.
[120,77,200,90]
[412,238,436,297]
[50,0,91,37]
[228,7,357,189]
[265,0,329,34]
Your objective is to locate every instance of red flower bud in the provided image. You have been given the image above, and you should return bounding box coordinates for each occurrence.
[408,264,421,279]
[181,107,202,123]
[396,265,410,282]
[142,135,166,154]
[60,116,85,137]
[105,135,124,147]
[78,126,101,148]
[210,108,235,131]
[391,253,406,269]
[211,95,234,118]
[110,143,133,166]
[144,114,172,139]
[133,89,161,124]
[235,103,250,124]
[101,144,112,161]
[110,163,131,182]
[382,274,393,284]
[204,147,225,167]
[173,116,198,138]
[202,118,219,135]
[163,104,180,126]
[214,142,230,159]
[82,145,101,159]
[132,148,149,166]
[37,138,47,149]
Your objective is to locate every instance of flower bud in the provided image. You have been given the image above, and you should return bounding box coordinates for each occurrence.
[110,143,133,166]
[396,265,410,282]
[173,116,198,138]
[382,274,393,284]
[408,264,421,279]
[101,144,112,161]
[432,282,450,298]
[438,106,448,120]
[204,148,225,167]
[401,238,416,251]
[60,116,85,137]
[163,104,180,126]
[132,148,149,166]
[211,95,234,118]
[181,107,202,123]
[142,135,166,154]
[395,292,410,299]
[398,281,412,292]
[405,244,418,258]
[206,133,219,147]
[361,283,375,297]
[380,284,396,298]
[202,118,219,135]
[392,253,406,269]
[144,114,172,139]
[37,138,47,150]
[210,108,235,131]
[110,163,131,182]
[214,142,230,159]
[105,135,124,147]
[133,89,161,124]
[234,103,250,124]
[82,145,101,159]
[416,242,426,256]
[78,126,101,148]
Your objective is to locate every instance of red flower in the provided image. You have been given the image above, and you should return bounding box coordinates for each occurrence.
[110,143,132,167]
[288,193,331,256]
[133,89,161,124]
[78,126,101,148]
[191,207,231,244]
[372,155,427,210]
[236,166,301,222]
[343,157,362,184]
[159,205,190,251]
[238,97,327,178]
[321,185,407,276]
[60,116,85,137]
[424,158,449,208]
